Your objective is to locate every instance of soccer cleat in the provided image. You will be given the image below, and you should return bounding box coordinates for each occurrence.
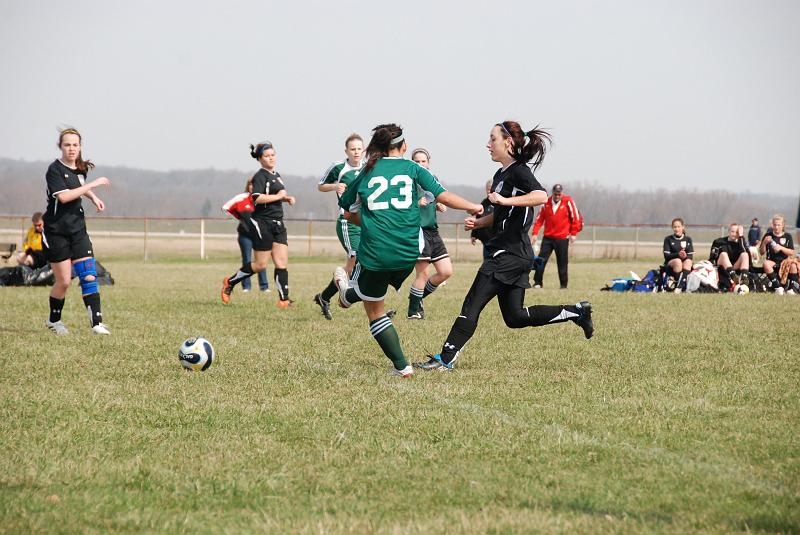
[390,365,414,378]
[277,299,295,309]
[91,323,111,335]
[532,284,542,289]
[333,267,350,308]
[774,287,785,295]
[242,288,250,293]
[385,309,396,319]
[413,354,453,371]
[221,277,232,304]
[45,320,69,335]
[574,301,594,339]
[313,293,332,320]
[407,311,424,320]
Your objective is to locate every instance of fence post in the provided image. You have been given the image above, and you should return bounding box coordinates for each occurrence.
[455,223,460,262]
[143,218,149,262]
[200,219,206,260]
[634,227,640,260]
[591,226,596,260]
[307,220,313,257]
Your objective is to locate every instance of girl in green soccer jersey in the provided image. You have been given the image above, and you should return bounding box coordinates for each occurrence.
[406,148,453,320]
[334,124,483,377]
[313,133,364,320]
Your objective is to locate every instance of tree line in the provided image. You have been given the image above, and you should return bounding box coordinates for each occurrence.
[1,158,796,227]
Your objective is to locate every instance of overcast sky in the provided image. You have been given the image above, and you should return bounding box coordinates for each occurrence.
[2,0,799,194]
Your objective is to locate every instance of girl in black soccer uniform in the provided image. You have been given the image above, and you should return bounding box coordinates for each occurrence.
[43,128,112,335]
[712,222,750,290]
[661,218,694,292]
[759,214,797,293]
[416,121,593,371]
[222,141,296,307]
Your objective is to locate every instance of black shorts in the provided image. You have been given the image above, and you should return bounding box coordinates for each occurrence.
[246,218,288,251]
[418,228,449,262]
[42,229,94,263]
[477,252,533,289]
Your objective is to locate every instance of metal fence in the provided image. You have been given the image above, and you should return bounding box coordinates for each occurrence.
[1,215,796,262]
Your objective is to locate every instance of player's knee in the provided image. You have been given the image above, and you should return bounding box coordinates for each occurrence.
[503,313,528,329]
[73,258,98,296]
[253,260,268,271]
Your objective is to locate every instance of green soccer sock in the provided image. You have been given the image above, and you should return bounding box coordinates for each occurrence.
[408,286,424,315]
[370,316,407,369]
[320,279,338,302]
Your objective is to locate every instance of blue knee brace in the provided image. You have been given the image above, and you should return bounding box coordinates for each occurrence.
[74,258,98,296]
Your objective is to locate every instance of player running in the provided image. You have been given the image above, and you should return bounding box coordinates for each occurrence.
[313,133,364,320]
[406,148,453,320]
[415,121,594,372]
[43,128,112,335]
[221,141,296,307]
[333,124,482,377]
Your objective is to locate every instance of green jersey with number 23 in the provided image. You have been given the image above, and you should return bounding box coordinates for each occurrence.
[339,157,446,271]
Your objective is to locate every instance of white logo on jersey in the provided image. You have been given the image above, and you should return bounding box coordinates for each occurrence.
[680,240,687,248]
[780,238,786,245]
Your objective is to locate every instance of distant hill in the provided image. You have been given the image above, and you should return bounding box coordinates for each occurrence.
[1,158,796,226]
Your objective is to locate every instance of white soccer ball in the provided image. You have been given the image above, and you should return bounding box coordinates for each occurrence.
[734,284,749,295]
[178,337,215,371]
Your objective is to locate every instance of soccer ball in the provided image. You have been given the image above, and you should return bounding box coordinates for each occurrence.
[734,284,750,295]
[178,337,215,371]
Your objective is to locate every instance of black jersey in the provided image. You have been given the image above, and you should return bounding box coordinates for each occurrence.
[663,234,694,262]
[43,159,87,235]
[710,236,747,264]
[471,197,496,244]
[250,168,286,220]
[485,162,545,259]
[763,229,793,264]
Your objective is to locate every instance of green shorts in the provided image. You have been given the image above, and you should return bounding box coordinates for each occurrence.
[336,218,361,257]
[350,261,415,301]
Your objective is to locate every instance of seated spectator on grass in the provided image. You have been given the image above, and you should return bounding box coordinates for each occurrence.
[15,212,46,268]
[710,223,750,291]
[759,214,796,293]
[662,218,693,291]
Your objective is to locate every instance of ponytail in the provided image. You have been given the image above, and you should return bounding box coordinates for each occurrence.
[497,121,551,170]
[363,123,404,174]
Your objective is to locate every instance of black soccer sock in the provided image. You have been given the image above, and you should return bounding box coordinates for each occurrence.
[440,316,478,365]
[767,271,780,288]
[422,280,439,298]
[274,268,289,300]
[228,263,254,287]
[83,292,102,327]
[49,296,65,323]
[320,279,338,302]
[788,273,799,291]
[677,269,690,289]
[523,304,581,327]
[370,315,407,370]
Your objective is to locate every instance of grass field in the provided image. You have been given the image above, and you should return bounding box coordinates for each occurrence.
[1,258,798,533]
